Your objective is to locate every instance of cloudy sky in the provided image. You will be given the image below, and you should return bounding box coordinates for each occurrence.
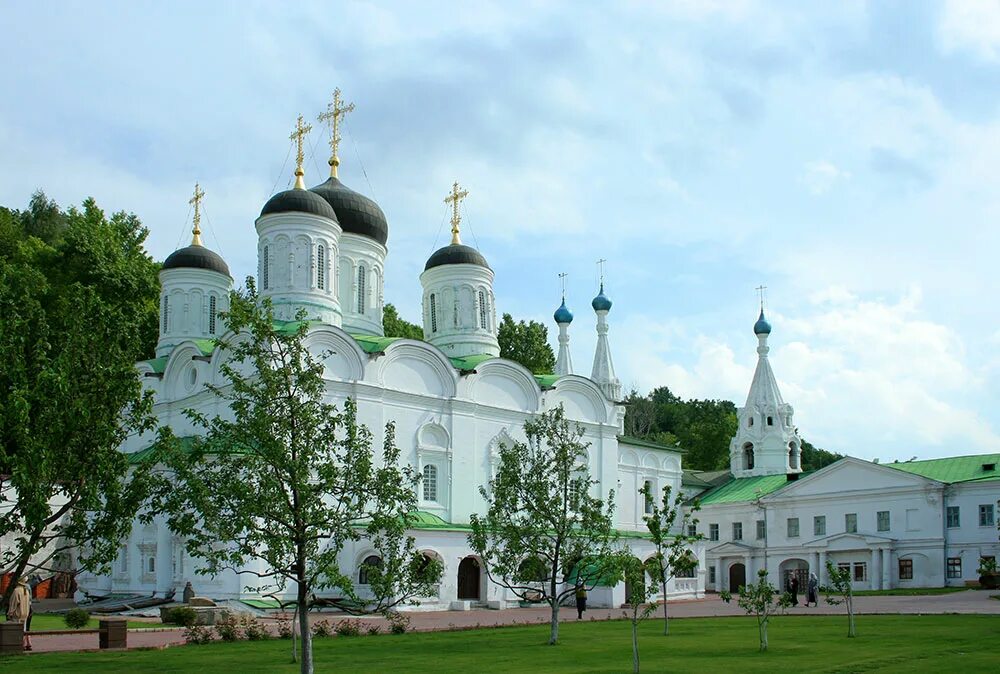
[3,0,999,461]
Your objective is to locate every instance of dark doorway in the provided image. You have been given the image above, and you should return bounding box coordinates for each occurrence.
[458,557,481,600]
[783,568,808,592]
[729,563,746,593]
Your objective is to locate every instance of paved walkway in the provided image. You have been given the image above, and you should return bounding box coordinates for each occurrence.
[21,590,1000,654]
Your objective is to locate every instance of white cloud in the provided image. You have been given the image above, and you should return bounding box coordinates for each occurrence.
[799,160,851,195]
[938,0,1000,61]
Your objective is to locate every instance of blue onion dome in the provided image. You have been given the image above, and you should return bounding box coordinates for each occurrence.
[162,245,231,278]
[260,188,338,221]
[591,284,612,312]
[424,243,490,271]
[554,298,573,324]
[753,309,772,335]
[309,177,388,246]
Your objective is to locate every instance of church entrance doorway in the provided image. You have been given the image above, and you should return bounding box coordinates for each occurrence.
[728,563,746,593]
[780,558,809,593]
[458,557,481,600]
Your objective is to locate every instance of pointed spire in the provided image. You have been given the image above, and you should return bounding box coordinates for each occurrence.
[590,268,621,400]
[189,183,205,246]
[289,114,312,190]
[554,273,574,376]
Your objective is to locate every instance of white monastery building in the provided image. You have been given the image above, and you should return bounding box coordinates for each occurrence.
[75,99,998,609]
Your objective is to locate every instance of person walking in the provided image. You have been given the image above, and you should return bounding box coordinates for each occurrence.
[575,585,587,619]
[806,572,819,607]
[789,575,800,607]
[7,576,33,651]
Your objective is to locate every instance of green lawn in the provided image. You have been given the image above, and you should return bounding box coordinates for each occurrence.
[849,586,971,597]
[3,615,998,673]
[1,614,157,631]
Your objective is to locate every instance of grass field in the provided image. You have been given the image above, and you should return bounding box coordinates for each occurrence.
[2,614,998,673]
[1,614,155,631]
[848,586,971,596]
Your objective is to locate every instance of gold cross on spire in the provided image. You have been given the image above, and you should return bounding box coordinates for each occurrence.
[756,284,767,310]
[289,114,312,189]
[559,272,568,298]
[189,182,205,246]
[317,88,355,178]
[444,181,469,245]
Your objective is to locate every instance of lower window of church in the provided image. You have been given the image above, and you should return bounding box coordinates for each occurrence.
[947,557,962,578]
[709,524,719,541]
[423,464,438,502]
[359,555,383,585]
[845,513,858,533]
[898,558,913,580]
[852,562,866,582]
[709,566,716,584]
[814,515,826,536]
[732,522,743,540]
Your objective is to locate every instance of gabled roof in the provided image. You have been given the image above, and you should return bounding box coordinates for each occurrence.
[696,473,802,505]
[886,453,1000,484]
[618,435,685,454]
[681,471,714,488]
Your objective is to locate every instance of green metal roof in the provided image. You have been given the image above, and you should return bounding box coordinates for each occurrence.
[143,357,168,374]
[696,474,801,505]
[350,333,403,354]
[681,470,714,488]
[886,453,1000,484]
[406,511,473,532]
[449,353,496,373]
[618,435,686,454]
[534,373,561,388]
[127,435,199,464]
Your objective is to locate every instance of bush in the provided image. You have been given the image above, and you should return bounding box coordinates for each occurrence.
[387,612,410,635]
[313,619,334,637]
[214,611,242,641]
[277,619,293,639]
[164,606,198,627]
[335,618,361,637]
[64,608,90,629]
[366,624,381,636]
[184,624,213,645]
[240,614,269,641]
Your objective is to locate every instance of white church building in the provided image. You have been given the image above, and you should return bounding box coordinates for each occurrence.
[76,108,702,609]
[691,311,1000,594]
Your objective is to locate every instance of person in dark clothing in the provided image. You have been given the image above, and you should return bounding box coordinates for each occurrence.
[575,585,587,619]
[806,572,819,607]
[790,575,799,606]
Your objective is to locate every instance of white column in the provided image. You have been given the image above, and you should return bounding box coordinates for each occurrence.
[818,550,827,586]
[715,558,724,592]
[811,551,820,579]
[870,548,880,590]
[744,553,752,581]
[882,548,891,589]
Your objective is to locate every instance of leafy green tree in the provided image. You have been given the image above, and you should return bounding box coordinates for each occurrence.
[800,439,842,471]
[0,197,160,601]
[468,407,617,645]
[617,552,657,673]
[382,303,423,340]
[640,483,701,635]
[20,190,68,244]
[720,569,792,651]
[824,561,856,637]
[156,284,440,674]
[497,313,556,374]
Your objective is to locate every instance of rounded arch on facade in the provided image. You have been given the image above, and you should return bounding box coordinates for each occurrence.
[546,375,611,424]
[162,341,207,401]
[620,449,639,468]
[303,325,367,382]
[742,442,755,470]
[377,341,458,398]
[779,557,810,591]
[354,550,384,586]
[470,359,541,412]
[457,555,485,601]
[416,421,450,450]
[660,455,680,473]
[788,441,801,470]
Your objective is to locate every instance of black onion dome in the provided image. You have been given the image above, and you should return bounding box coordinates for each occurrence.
[260,188,338,221]
[424,244,490,271]
[162,245,231,277]
[309,177,388,246]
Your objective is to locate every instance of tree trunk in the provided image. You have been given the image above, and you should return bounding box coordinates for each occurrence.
[632,617,640,673]
[549,599,560,645]
[297,581,313,674]
[661,580,669,636]
[759,618,768,652]
[291,604,298,663]
[847,596,855,638]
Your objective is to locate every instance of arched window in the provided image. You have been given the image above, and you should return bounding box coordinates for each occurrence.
[430,294,438,333]
[358,555,382,585]
[161,295,169,333]
[316,244,326,290]
[767,416,773,426]
[478,290,488,330]
[357,266,366,314]
[423,464,438,502]
[788,443,800,470]
[148,557,155,573]
[208,295,217,335]
[748,416,754,428]
[262,245,270,289]
[643,480,654,515]
[743,443,755,470]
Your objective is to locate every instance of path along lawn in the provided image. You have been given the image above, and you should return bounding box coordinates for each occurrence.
[0,614,153,631]
[3,614,998,673]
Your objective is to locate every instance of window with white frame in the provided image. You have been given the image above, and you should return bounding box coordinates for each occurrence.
[709,566,716,584]
[161,295,169,332]
[208,295,217,335]
[478,290,488,329]
[316,244,326,290]
[877,510,890,532]
[687,523,697,537]
[814,515,826,536]
[709,523,719,541]
[947,557,962,578]
[898,558,913,580]
[357,266,366,314]
[787,517,799,538]
[732,522,743,541]
[359,555,383,585]
[423,464,438,502]
[430,294,438,333]
[845,513,858,533]
[262,245,270,289]
[643,480,654,515]
[979,504,995,527]
[946,506,960,528]
[148,556,155,573]
[756,519,766,540]
[853,562,866,582]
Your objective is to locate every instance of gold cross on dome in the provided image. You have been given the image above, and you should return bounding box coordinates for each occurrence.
[444,181,469,245]
[558,272,568,297]
[189,183,205,246]
[317,88,355,178]
[756,284,767,310]
[289,114,312,189]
